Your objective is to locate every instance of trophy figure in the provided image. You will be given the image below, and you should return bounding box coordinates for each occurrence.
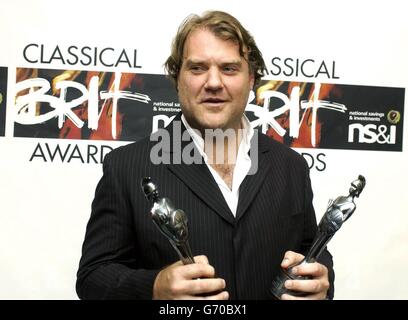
[270,175,366,298]
[141,177,195,265]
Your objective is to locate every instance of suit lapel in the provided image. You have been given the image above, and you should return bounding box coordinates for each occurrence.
[161,115,273,225]
[163,114,236,225]
[235,133,272,222]
[167,162,235,225]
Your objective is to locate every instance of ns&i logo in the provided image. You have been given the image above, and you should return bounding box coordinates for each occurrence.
[348,123,396,144]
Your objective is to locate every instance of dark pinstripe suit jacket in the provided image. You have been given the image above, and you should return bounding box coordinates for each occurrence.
[76,115,334,300]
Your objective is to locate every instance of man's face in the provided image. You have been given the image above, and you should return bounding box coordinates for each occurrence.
[177,28,254,133]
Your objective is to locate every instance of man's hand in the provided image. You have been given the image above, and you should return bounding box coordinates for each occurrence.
[153,255,229,300]
[280,251,330,300]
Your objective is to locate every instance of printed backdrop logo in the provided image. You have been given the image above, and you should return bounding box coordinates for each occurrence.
[12,68,405,152]
[14,68,177,141]
[246,81,405,152]
[0,66,7,137]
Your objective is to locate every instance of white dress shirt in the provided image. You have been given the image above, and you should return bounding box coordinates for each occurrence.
[181,114,254,216]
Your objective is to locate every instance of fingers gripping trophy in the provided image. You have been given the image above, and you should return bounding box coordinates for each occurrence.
[270,175,366,298]
[141,177,195,265]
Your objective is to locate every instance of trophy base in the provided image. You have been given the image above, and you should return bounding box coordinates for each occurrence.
[270,267,309,299]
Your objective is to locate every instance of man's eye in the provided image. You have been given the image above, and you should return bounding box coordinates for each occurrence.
[190,65,205,73]
[223,66,238,73]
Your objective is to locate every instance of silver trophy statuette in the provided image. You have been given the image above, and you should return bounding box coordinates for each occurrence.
[270,175,366,299]
[141,177,195,265]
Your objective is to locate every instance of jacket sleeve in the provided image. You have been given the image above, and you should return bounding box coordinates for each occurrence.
[76,151,160,299]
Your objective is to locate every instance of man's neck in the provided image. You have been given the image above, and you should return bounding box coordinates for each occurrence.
[181,114,251,191]
[204,127,242,166]
[205,127,243,190]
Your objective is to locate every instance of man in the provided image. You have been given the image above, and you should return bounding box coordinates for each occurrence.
[76,10,334,300]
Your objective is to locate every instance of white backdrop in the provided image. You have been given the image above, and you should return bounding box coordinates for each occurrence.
[0,0,407,299]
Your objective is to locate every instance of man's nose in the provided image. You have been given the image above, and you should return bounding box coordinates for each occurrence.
[204,68,223,90]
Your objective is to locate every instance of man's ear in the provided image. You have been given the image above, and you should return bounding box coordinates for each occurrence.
[175,77,180,93]
[249,73,255,89]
